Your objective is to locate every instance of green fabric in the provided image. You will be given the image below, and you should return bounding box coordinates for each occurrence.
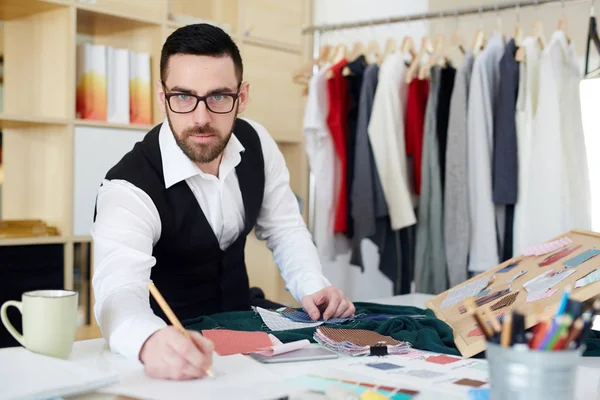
[183,302,461,356]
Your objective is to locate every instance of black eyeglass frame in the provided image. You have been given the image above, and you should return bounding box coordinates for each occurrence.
[162,81,242,114]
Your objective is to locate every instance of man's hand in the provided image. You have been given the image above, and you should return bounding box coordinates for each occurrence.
[301,286,356,321]
[139,326,214,380]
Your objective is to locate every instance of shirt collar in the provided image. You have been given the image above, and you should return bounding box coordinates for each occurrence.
[158,119,245,188]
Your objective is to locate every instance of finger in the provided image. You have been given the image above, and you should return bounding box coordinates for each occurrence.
[167,331,205,371]
[341,301,356,318]
[323,293,342,321]
[162,347,189,380]
[333,299,350,319]
[188,331,214,371]
[302,296,322,320]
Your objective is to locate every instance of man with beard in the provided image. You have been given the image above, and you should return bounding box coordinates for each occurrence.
[91,23,355,381]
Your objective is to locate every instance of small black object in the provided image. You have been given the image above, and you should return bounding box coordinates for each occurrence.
[511,312,527,345]
[565,299,584,320]
[370,346,389,356]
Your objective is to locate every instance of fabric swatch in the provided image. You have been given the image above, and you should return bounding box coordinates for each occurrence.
[490,291,519,311]
[506,270,527,283]
[468,313,506,337]
[497,262,519,273]
[458,287,512,314]
[538,245,583,267]
[564,247,600,268]
[441,276,490,309]
[476,289,491,297]
[526,288,559,303]
[425,354,461,365]
[524,237,572,256]
[254,307,323,331]
[314,327,411,356]
[468,388,490,400]
[575,268,600,289]
[406,369,446,379]
[454,378,487,388]
[201,329,273,356]
[281,310,356,324]
[366,362,404,371]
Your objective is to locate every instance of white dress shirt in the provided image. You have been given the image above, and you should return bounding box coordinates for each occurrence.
[467,32,504,272]
[367,53,416,230]
[91,117,331,360]
[303,65,339,261]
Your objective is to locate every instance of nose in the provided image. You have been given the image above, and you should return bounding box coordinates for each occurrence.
[191,100,212,126]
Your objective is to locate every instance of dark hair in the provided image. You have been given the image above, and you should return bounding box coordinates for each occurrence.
[160,23,243,84]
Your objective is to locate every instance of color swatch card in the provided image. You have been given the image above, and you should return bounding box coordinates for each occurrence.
[314,327,411,356]
[524,236,572,256]
[201,329,274,356]
[441,276,490,309]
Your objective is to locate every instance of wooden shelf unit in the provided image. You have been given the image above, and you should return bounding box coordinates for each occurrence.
[0,0,312,337]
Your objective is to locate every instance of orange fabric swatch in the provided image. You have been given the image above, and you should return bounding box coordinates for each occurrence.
[425,354,461,365]
[201,329,273,356]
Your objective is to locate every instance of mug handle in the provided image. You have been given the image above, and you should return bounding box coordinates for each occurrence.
[1,301,25,347]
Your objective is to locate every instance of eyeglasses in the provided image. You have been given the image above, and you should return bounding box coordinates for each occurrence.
[163,83,241,114]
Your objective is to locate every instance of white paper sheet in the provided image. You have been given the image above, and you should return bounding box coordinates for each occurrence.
[575,268,600,288]
[99,353,288,400]
[441,277,490,309]
[253,339,311,356]
[0,347,118,400]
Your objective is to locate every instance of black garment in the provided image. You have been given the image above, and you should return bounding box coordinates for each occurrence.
[436,66,456,193]
[493,39,520,260]
[344,55,368,240]
[97,119,265,323]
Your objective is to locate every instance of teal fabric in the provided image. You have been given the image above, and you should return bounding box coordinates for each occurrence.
[184,302,461,356]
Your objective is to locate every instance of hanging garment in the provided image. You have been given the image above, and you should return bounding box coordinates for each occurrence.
[350,64,385,268]
[436,66,456,194]
[344,55,368,240]
[326,59,350,234]
[444,51,475,288]
[513,37,542,256]
[368,53,416,231]
[493,39,520,261]
[521,31,592,248]
[467,32,505,273]
[303,65,338,261]
[415,67,447,294]
[405,78,429,196]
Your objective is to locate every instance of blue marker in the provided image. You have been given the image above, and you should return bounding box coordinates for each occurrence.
[555,286,572,317]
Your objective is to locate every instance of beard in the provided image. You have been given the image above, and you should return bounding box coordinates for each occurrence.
[167,108,237,164]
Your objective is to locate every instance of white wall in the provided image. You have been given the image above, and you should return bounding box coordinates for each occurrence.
[311,0,430,301]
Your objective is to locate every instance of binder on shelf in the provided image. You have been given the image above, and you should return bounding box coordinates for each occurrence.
[106,46,130,124]
[76,43,107,121]
[129,51,152,125]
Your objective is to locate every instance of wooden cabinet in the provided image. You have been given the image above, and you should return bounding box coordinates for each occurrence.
[74,0,165,22]
[241,43,304,143]
[240,0,306,49]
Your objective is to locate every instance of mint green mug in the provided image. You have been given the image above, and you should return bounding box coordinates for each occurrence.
[1,290,78,359]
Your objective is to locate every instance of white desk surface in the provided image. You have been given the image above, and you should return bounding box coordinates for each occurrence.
[7,294,600,400]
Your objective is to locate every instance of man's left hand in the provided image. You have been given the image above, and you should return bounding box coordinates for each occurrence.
[301,286,355,321]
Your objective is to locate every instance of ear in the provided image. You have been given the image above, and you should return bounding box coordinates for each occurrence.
[236,82,250,114]
[155,79,166,109]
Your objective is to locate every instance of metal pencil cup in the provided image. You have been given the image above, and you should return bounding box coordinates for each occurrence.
[486,341,584,400]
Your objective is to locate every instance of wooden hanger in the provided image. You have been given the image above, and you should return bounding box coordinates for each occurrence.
[532,19,546,50]
[472,28,486,56]
[400,35,417,63]
[342,41,366,76]
[378,37,397,65]
[326,43,349,79]
[452,28,466,55]
[405,35,433,84]
[426,33,448,71]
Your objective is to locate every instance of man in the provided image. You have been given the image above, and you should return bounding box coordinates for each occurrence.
[91,24,355,381]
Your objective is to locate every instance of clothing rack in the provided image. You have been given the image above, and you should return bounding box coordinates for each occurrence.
[303,0,587,235]
[302,0,582,34]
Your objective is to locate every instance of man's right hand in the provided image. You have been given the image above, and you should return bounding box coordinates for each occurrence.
[139,326,214,380]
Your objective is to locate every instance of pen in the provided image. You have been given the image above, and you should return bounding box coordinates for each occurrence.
[464,298,494,340]
[562,317,584,350]
[500,312,513,347]
[555,286,571,317]
[511,312,529,351]
[148,282,214,378]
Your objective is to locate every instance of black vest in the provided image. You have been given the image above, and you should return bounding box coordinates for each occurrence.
[98,118,265,322]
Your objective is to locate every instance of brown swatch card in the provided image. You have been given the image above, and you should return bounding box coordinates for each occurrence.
[318,327,401,346]
[454,378,487,388]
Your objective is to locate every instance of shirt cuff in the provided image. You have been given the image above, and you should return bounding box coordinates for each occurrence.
[109,314,167,361]
[293,274,332,302]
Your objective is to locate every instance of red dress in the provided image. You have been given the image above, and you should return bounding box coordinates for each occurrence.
[405,78,429,196]
[326,59,349,233]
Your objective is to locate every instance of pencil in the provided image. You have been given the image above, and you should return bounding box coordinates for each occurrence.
[501,312,513,347]
[148,282,214,377]
[464,298,494,340]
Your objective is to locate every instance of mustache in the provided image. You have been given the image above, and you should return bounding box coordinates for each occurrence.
[183,125,220,136]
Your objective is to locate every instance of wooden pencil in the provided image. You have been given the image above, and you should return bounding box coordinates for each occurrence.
[501,312,513,347]
[464,298,494,339]
[148,282,214,377]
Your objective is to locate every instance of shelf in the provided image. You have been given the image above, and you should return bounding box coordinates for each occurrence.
[0,0,68,20]
[0,114,69,128]
[74,119,155,131]
[168,0,237,34]
[242,36,304,55]
[0,235,69,246]
[75,1,164,26]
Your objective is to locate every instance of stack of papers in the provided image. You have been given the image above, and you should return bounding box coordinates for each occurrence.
[314,327,412,356]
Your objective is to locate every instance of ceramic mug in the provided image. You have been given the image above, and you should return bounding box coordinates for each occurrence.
[1,290,78,359]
